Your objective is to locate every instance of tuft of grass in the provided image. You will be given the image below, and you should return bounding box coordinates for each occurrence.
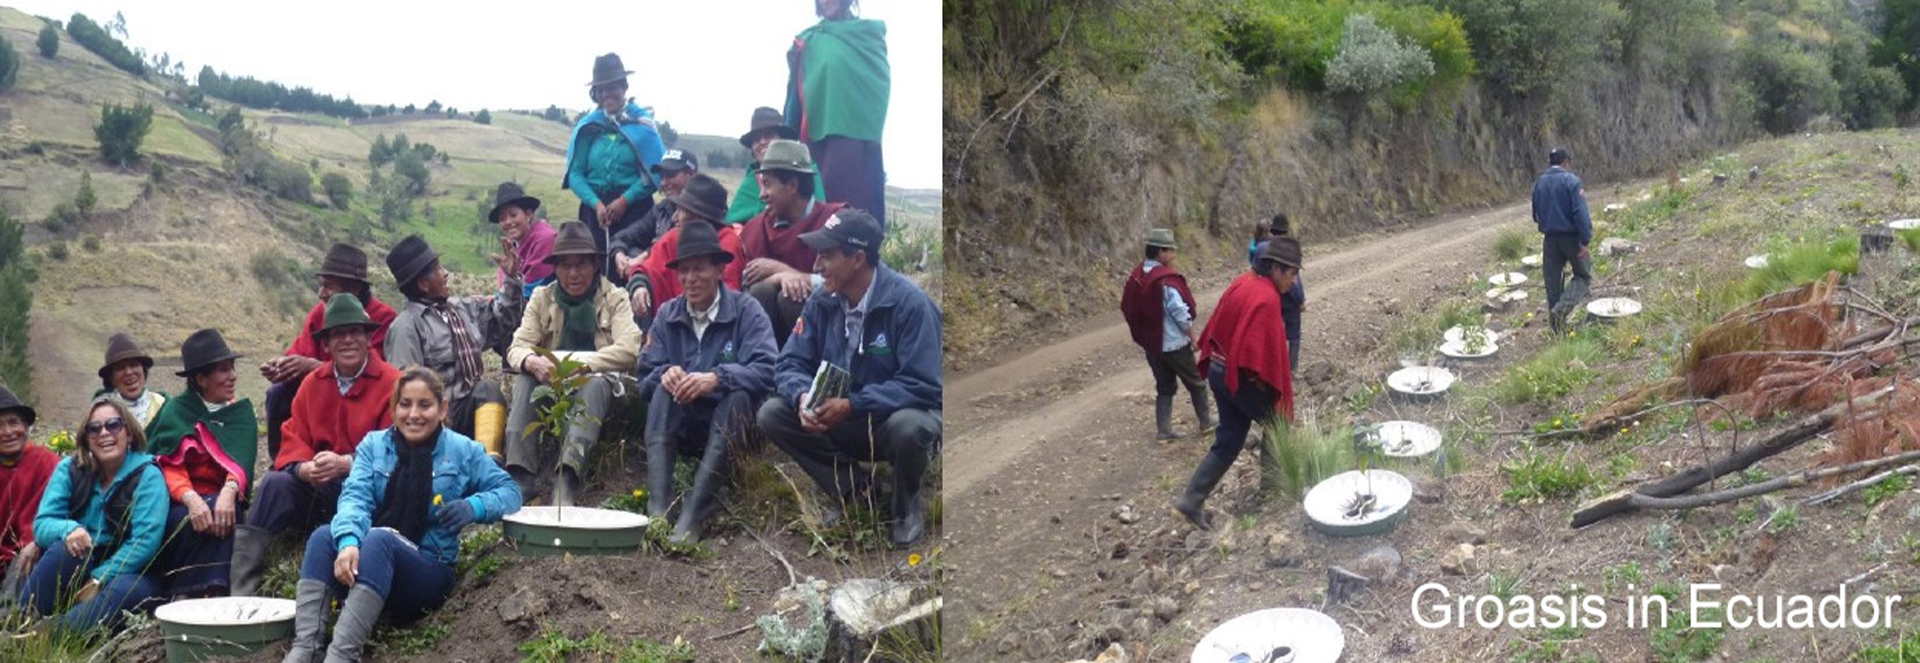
[1493,336,1604,405]
[1743,235,1857,299]
[1492,225,1533,262]
[1899,227,1920,255]
[1864,474,1914,506]
[1502,447,1599,503]
[1649,607,1723,662]
[1764,504,1800,533]
[1857,629,1920,662]
[1261,412,1355,502]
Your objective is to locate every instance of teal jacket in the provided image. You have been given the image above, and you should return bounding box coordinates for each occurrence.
[329,427,521,566]
[564,102,665,207]
[33,452,168,582]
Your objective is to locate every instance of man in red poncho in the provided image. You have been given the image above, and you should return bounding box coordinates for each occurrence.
[1174,237,1301,529]
[0,385,56,615]
[1119,228,1213,440]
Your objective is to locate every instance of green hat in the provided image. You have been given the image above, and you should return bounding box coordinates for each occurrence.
[1146,228,1177,250]
[755,139,815,175]
[312,293,377,342]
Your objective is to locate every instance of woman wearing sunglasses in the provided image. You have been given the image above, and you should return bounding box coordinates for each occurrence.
[18,398,168,634]
[145,328,258,599]
[282,367,520,662]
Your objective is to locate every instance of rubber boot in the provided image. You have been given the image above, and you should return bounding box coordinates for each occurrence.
[281,579,331,663]
[1190,388,1217,435]
[229,524,271,597]
[671,429,731,545]
[553,466,583,508]
[323,584,384,663]
[474,402,507,466]
[890,440,931,548]
[507,466,538,505]
[1154,396,1179,440]
[644,431,676,520]
[1173,452,1234,530]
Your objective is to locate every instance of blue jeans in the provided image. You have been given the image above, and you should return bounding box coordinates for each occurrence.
[19,541,162,634]
[300,525,454,623]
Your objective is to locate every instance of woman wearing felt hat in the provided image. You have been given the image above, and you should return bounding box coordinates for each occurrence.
[145,328,258,598]
[563,52,667,280]
[93,333,168,428]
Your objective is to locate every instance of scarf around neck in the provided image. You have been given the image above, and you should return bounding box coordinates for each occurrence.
[553,278,601,352]
[373,430,436,545]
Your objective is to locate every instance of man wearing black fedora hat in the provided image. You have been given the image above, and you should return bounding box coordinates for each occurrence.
[504,220,644,506]
[757,209,942,547]
[636,220,779,544]
[94,332,168,428]
[259,243,399,464]
[726,107,821,225]
[0,383,57,615]
[626,174,743,327]
[611,149,700,278]
[489,181,557,301]
[384,235,524,462]
[740,139,849,348]
[564,52,667,280]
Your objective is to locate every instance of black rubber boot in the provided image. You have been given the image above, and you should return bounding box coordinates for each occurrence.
[644,432,676,520]
[229,524,271,597]
[671,428,732,545]
[1173,452,1234,530]
[1154,395,1179,440]
[890,442,931,548]
[1191,389,1217,435]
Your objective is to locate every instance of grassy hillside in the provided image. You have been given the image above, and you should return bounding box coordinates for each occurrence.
[0,5,937,426]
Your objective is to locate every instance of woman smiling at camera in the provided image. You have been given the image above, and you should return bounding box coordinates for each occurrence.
[18,398,168,635]
[281,366,521,663]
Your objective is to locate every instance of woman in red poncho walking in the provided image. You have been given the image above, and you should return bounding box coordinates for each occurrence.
[1174,238,1302,529]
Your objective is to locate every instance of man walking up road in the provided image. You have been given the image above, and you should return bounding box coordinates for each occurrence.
[1121,228,1214,440]
[1532,147,1592,334]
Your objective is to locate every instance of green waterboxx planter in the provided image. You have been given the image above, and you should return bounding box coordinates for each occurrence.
[502,506,651,556]
[154,597,295,662]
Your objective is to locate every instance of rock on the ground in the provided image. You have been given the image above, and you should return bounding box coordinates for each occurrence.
[1264,531,1302,568]
[1351,545,1403,580]
[1598,237,1640,256]
[1149,595,1181,622]
[498,587,551,625]
[1442,524,1488,546]
[1441,543,1478,576]
[1113,503,1141,524]
[1065,642,1132,663]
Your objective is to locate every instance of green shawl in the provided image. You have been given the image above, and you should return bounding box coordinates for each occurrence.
[725,164,828,225]
[785,18,890,143]
[553,278,601,352]
[145,391,259,484]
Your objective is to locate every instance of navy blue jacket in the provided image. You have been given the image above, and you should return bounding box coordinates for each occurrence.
[775,265,943,414]
[638,286,779,401]
[1531,166,1592,245]
[1249,239,1306,343]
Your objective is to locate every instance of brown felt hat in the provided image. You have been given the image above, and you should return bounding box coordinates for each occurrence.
[543,220,604,265]
[316,243,370,283]
[738,107,799,148]
[98,332,154,381]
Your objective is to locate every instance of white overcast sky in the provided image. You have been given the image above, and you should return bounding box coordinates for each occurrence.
[6,1,941,189]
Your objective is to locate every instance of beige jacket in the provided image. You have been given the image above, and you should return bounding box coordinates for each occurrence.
[507,278,643,374]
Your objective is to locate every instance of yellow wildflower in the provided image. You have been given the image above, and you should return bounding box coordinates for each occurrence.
[908,553,923,567]
[433,494,444,506]
[1553,419,1563,427]
[632,489,645,499]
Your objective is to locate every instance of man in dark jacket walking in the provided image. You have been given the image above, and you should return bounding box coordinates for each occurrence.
[1532,148,1592,334]
[1121,228,1214,440]
[757,209,942,548]
[637,221,779,545]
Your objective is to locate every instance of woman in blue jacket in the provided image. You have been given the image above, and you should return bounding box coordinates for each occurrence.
[282,367,521,663]
[565,52,665,280]
[20,398,169,634]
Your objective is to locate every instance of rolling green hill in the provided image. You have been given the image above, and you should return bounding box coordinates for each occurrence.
[0,6,937,426]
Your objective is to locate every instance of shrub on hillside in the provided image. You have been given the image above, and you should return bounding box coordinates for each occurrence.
[0,34,19,93]
[474,109,491,125]
[321,172,352,210]
[1737,35,1841,134]
[36,21,56,58]
[1325,13,1435,97]
[74,171,96,214]
[66,13,144,76]
[264,160,313,204]
[0,210,33,397]
[95,102,155,166]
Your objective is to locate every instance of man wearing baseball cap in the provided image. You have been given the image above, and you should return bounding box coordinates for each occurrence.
[757,208,942,548]
[611,148,700,278]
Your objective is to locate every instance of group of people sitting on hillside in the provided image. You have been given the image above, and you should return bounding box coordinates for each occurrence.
[0,2,937,658]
